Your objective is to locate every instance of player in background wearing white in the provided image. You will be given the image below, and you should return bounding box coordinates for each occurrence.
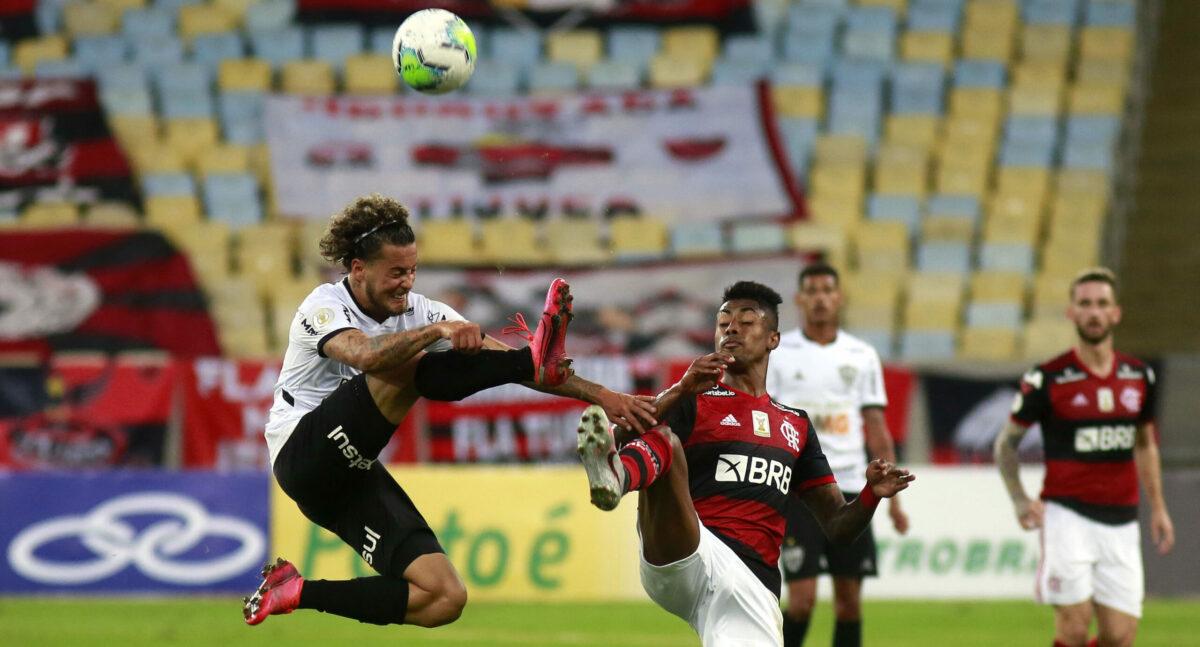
[766,264,909,647]
[995,268,1174,647]
[243,194,656,629]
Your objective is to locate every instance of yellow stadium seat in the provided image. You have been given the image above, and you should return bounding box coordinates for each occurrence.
[1068,83,1125,114]
[160,220,231,271]
[21,202,80,228]
[960,327,1018,360]
[648,56,706,88]
[145,195,202,230]
[1031,273,1071,318]
[63,1,119,37]
[853,221,909,273]
[964,0,1018,30]
[961,28,1015,61]
[178,4,236,43]
[1008,86,1063,115]
[789,221,848,268]
[814,135,868,166]
[97,0,146,12]
[885,114,940,148]
[772,86,823,119]
[481,218,549,266]
[344,54,396,95]
[997,167,1051,200]
[1051,194,1107,225]
[909,271,965,302]
[1076,59,1129,88]
[662,26,719,66]
[989,191,1045,221]
[282,60,336,95]
[128,142,186,175]
[417,219,478,265]
[610,215,668,261]
[806,196,862,228]
[982,216,1038,246]
[214,0,257,23]
[844,271,902,332]
[196,144,250,177]
[811,165,866,201]
[1080,27,1134,62]
[904,299,960,331]
[547,30,603,71]
[900,31,954,66]
[546,218,608,266]
[298,218,331,270]
[236,223,295,297]
[922,216,974,243]
[874,162,928,197]
[14,36,68,73]
[1042,240,1099,278]
[935,165,988,197]
[1056,169,1108,197]
[219,58,273,92]
[1020,25,1072,63]
[943,113,999,143]
[938,143,992,173]
[971,271,1026,303]
[949,88,1003,119]
[108,115,159,149]
[164,117,220,165]
[84,202,141,228]
[859,0,908,13]
[1023,316,1076,360]
[1012,61,1067,90]
[218,322,271,359]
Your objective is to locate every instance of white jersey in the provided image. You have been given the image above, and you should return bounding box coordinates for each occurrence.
[765,329,887,491]
[264,279,464,464]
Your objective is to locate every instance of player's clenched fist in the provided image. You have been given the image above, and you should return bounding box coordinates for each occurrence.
[865,459,915,498]
[1014,498,1045,530]
[679,352,736,394]
[436,320,483,353]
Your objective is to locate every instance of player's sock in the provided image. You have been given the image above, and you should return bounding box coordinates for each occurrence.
[833,620,861,647]
[298,576,409,625]
[1087,640,1098,647]
[414,347,534,401]
[618,429,673,492]
[782,615,810,646]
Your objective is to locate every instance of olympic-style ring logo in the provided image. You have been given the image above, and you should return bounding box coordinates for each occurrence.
[7,492,265,585]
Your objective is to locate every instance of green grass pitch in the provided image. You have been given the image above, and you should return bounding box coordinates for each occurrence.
[1,598,1195,646]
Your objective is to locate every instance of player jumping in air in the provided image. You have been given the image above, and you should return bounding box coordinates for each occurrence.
[244,194,656,628]
[766,263,909,647]
[577,281,914,646]
[995,268,1174,647]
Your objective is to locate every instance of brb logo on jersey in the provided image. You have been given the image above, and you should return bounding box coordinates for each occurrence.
[1074,424,1136,452]
[715,454,792,494]
[326,426,375,470]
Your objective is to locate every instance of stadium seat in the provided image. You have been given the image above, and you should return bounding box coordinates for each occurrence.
[773,86,824,119]
[723,35,774,67]
[900,330,957,361]
[662,26,719,68]
[954,59,1006,88]
[885,114,940,148]
[586,60,642,91]
[203,173,262,227]
[545,218,608,266]
[907,2,961,32]
[528,62,579,96]
[607,26,659,65]
[1008,85,1064,115]
[282,60,335,95]
[1000,141,1055,167]
[891,62,945,114]
[73,35,130,72]
[245,0,296,32]
[961,28,1015,61]
[547,30,603,71]
[1023,316,1076,359]
[14,36,69,73]
[997,167,1052,200]
[960,327,1018,360]
[853,220,909,272]
[807,195,863,228]
[178,4,236,43]
[1023,0,1078,25]
[1020,24,1073,63]
[213,0,259,23]
[610,215,668,262]
[782,29,837,66]
[978,241,1035,272]
[670,221,725,259]
[235,223,295,297]
[192,32,245,73]
[217,90,265,143]
[648,56,706,88]
[771,62,824,87]
[921,215,976,242]
[901,31,954,67]
[129,33,184,70]
[490,28,542,70]
[1079,27,1134,62]
[730,222,788,254]
[84,202,141,228]
[1076,59,1129,88]
[127,141,187,174]
[64,1,120,37]
[164,117,219,165]
[250,26,304,70]
[144,194,202,228]
[868,194,922,233]
[789,221,848,268]
[196,144,251,176]
[711,59,770,85]
[417,219,479,265]
[468,61,522,96]
[344,54,396,95]
[35,59,89,78]
[1056,169,1109,196]
[123,7,174,40]
[218,58,272,92]
[142,172,196,197]
[480,218,549,266]
[1068,83,1125,114]
[1031,273,1072,319]
[310,24,362,71]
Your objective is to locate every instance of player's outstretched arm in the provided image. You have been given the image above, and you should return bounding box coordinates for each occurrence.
[1134,421,1175,554]
[800,459,914,544]
[993,421,1043,530]
[324,321,480,373]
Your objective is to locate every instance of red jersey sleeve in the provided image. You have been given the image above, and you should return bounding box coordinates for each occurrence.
[1010,367,1050,427]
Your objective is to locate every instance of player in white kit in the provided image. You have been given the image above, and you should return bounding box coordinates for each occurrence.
[765,264,909,647]
[242,194,657,630]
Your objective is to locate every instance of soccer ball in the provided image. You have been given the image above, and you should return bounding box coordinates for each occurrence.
[392,9,477,95]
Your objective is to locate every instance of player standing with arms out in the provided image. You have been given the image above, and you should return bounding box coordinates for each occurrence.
[766,264,908,647]
[995,268,1174,647]
[577,281,914,646]
[243,194,657,628]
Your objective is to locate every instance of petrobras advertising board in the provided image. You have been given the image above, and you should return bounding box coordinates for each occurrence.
[0,471,268,593]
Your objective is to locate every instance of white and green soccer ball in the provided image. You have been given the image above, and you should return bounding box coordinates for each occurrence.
[392,9,477,94]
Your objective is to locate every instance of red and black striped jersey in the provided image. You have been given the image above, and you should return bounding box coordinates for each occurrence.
[662,382,836,596]
[1010,349,1157,524]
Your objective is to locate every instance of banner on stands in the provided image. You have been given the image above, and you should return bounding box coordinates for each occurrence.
[0,471,268,593]
[0,354,176,469]
[0,78,137,211]
[921,371,1038,464]
[0,230,219,357]
[265,84,799,223]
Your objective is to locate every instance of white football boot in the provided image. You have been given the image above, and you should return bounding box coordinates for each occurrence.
[576,405,625,511]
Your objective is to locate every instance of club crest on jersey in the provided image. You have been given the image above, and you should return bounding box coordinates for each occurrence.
[1097,387,1115,412]
[780,419,800,451]
[752,410,771,438]
[313,307,334,329]
[838,365,857,389]
[1120,387,1141,412]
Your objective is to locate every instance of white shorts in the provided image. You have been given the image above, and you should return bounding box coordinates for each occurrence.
[1036,500,1143,618]
[640,523,783,647]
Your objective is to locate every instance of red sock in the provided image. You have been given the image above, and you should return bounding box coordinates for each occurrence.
[1088,640,1098,647]
[619,429,673,493]
[1054,642,1069,647]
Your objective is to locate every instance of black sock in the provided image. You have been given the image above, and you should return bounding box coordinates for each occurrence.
[414,347,534,401]
[298,576,409,625]
[833,620,861,647]
[783,615,810,647]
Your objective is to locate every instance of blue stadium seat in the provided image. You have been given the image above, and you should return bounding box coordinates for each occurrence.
[154,61,211,96]
[799,0,849,9]
[1065,115,1120,145]
[900,330,956,361]
[869,194,922,232]
[780,118,820,173]
[245,0,297,33]
[1085,1,1134,26]
[917,241,972,272]
[528,62,578,94]
[711,59,769,84]
[35,60,88,78]
[786,5,843,36]
[1023,0,1080,25]
[204,173,262,227]
[100,86,155,116]
[847,329,895,360]
[34,0,60,34]
[608,26,659,65]
[1000,140,1055,167]
[467,61,521,96]
[829,88,882,143]
[927,194,982,220]
[219,91,265,143]
[670,222,725,258]
[979,242,1035,272]
[1062,141,1114,171]
[161,87,214,118]
[587,61,642,90]
[156,0,203,16]
[833,59,887,92]
[907,2,961,32]
[251,27,304,70]
[781,30,836,67]
[97,63,148,93]
[966,303,1023,329]
[142,172,197,197]
[310,24,362,70]
[723,35,774,65]
[842,27,896,62]
[730,222,788,254]
[123,7,175,40]
[1005,116,1060,146]
[74,36,129,72]
[368,25,396,56]
[0,41,7,68]
[192,32,245,72]
[771,62,824,87]
[954,60,1006,88]
[130,33,184,70]
[490,29,541,70]
[891,63,944,114]
[846,5,897,32]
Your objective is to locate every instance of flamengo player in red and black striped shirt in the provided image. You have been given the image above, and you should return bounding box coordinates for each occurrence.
[995,268,1174,647]
[576,281,914,645]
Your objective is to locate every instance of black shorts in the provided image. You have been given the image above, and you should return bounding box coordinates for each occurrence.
[273,374,443,578]
[781,492,878,581]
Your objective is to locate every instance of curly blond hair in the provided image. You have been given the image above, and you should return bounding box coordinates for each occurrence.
[319,194,415,270]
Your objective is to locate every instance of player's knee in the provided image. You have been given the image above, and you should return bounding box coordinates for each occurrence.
[786,585,816,619]
[1056,619,1090,646]
[436,579,468,625]
[1098,625,1136,647]
[832,596,861,621]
